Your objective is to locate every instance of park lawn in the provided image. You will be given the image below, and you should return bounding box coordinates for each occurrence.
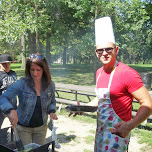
[128,63,152,72]
[11,63,152,83]
[11,63,152,86]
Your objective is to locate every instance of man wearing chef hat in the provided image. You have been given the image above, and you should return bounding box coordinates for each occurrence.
[87,16,152,151]
[0,54,18,128]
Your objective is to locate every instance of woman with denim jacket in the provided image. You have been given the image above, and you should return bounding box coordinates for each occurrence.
[0,53,58,146]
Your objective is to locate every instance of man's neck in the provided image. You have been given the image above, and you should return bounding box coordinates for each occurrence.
[103,60,116,73]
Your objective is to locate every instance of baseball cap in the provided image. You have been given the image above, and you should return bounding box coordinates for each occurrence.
[0,54,12,64]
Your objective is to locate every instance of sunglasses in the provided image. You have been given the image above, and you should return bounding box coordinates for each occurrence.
[29,54,44,60]
[96,47,115,54]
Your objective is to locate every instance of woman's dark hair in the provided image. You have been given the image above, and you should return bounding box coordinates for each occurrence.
[25,53,51,90]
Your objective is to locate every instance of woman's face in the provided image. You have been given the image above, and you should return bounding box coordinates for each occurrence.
[30,62,43,82]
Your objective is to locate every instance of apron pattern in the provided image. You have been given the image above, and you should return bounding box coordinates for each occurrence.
[94,61,130,152]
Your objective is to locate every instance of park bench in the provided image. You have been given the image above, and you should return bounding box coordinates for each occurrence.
[55,83,152,122]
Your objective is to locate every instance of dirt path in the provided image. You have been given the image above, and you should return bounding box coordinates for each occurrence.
[1,115,150,152]
[45,115,148,152]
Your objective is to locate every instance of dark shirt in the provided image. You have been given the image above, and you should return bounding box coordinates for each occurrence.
[0,70,17,95]
[18,96,44,128]
[0,70,17,109]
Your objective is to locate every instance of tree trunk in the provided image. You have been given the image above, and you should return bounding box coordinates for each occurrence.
[35,2,40,53]
[63,47,66,65]
[73,54,76,64]
[21,34,26,70]
[46,32,51,66]
[93,4,98,83]
[28,30,36,54]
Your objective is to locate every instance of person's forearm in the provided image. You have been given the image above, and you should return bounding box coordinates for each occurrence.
[130,86,152,129]
[127,106,152,130]
[87,97,98,106]
[111,105,152,138]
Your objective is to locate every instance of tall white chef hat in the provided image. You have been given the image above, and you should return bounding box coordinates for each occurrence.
[95,16,115,46]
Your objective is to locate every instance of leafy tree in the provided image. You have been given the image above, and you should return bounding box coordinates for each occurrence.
[0,0,151,70]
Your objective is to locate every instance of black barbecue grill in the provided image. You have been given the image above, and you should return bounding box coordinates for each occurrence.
[0,127,54,152]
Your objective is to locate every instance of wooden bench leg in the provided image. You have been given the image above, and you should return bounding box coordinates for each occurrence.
[56,91,59,98]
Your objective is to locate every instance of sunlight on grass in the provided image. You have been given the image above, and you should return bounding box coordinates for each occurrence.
[11,63,152,87]
[84,135,95,144]
[133,128,152,150]
[89,129,96,134]
[132,102,140,111]
[84,150,93,152]
[128,64,152,72]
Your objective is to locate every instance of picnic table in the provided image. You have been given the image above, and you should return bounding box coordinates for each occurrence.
[55,83,96,105]
[55,83,152,122]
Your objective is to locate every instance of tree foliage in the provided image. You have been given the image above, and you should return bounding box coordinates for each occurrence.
[0,0,151,65]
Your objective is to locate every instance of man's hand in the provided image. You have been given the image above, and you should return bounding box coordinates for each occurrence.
[68,111,83,117]
[7,110,18,128]
[111,121,132,138]
[68,101,83,117]
[50,113,58,120]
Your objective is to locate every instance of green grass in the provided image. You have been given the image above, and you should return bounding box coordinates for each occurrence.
[50,64,95,86]
[133,127,152,151]
[84,135,95,144]
[128,64,152,72]
[89,129,96,134]
[11,63,25,78]
[84,150,93,152]
[11,63,152,87]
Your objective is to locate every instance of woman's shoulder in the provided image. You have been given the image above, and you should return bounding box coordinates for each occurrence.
[45,80,55,92]
[51,80,55,86]
[50,80,55,89]
[17,77,32,84]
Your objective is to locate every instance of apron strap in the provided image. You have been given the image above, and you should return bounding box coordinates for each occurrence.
[96,61,118,89]
[108,61,118,89]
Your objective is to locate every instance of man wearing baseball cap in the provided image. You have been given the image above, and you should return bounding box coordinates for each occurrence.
[0,54,18,128]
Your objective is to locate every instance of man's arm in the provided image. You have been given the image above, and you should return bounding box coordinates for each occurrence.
[68,97,98,117]
[111,86,152,138]
[128,86,152,127]
[87,97,98,106]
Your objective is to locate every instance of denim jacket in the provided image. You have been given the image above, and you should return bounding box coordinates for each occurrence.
[0,77,56,126]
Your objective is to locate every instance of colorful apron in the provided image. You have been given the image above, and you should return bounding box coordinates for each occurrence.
[94,61,130,152]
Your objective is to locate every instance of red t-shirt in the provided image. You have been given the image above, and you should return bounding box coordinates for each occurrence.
[96,62,143,122]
